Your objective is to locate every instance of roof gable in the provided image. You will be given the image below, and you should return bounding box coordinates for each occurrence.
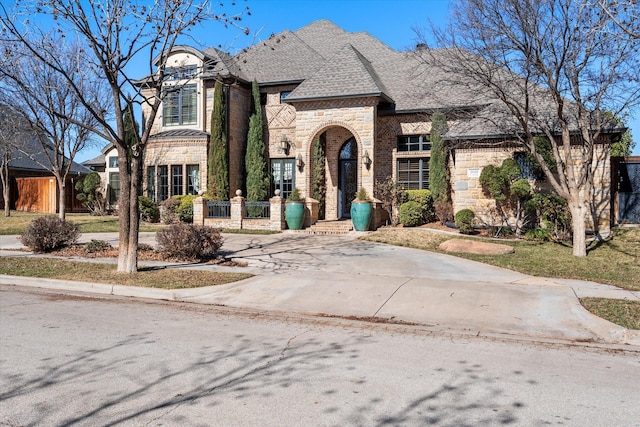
[286,44,391,102]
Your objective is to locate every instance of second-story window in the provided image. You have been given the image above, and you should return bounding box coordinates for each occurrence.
[164,65,198,81]
[398,135,431,152]
[163,84,197,126]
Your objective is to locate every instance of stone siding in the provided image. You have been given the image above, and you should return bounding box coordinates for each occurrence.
[288,98,378,218]
[450,144,611,232]
[144,138,207,199]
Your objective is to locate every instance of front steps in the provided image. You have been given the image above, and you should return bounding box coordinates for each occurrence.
[291,220,355,235]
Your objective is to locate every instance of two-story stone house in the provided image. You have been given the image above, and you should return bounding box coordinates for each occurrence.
[137,19,619,230]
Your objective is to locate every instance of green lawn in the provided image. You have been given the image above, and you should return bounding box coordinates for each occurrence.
[0,211,279,235]
[0,211,165,234]
[0,257,253,289]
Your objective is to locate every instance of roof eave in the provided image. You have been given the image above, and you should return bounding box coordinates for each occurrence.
[286,92,393,104]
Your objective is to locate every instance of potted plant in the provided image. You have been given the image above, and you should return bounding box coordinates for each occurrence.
[351,187,372,231]
[285,188,305,230]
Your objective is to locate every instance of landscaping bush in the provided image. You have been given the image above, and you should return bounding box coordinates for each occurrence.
[524,226,552,241]
[405,189,435,223]
[156,223,223,260]
[526,193,571,241]
[20,216,80,253]
[160,197,180,224]
[175,195,197,223]
[85,239,112,253]
[138,196,160,223]
[137,243,154,252]
[434,199,454,224]
[455,209,475,234]
[399,201,423,227]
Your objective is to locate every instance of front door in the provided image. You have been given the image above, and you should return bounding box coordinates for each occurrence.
[338,138,358,218]
[619,162,640,223]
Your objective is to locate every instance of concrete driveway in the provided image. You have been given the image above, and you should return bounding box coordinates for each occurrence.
[1,231,639,346]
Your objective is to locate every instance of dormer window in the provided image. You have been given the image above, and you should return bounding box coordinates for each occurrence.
[164,65,198,81]
[163,84,197,126]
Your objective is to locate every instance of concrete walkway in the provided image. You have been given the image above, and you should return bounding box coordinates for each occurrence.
[1,232,639,347]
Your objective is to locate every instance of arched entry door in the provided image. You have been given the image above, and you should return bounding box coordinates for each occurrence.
[338,138,358,218]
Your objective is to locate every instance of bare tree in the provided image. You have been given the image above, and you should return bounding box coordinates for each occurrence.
[0,0,248,272]
[0,34,106,220]
[0,105,23,217]
[596,0,640,39]
[417,0,640,256]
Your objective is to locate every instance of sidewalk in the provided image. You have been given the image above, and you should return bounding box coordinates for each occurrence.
[1,232,639,348]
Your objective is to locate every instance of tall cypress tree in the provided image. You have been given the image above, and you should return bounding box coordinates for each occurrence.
[208,80,229,200]
[428,111,449,203]
[312,134,326,219]
[245,80,269,202]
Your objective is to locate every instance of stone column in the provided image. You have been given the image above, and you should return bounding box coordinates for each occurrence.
[192,196,206,226]
[230,189,245,229]
[269,189,286,231]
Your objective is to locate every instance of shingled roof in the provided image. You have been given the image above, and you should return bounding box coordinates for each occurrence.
[229,20,488,113]
[286,44,392,102]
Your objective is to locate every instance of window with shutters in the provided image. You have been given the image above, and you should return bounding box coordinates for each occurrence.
[397,158,430,190]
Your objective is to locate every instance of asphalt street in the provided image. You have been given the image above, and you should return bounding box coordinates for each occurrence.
[1,286,639,426]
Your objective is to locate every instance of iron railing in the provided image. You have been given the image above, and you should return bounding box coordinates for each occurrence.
[207,201,231,218]
[245,201,271,219]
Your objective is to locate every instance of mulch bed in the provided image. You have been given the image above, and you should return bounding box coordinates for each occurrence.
[44,244,246,267]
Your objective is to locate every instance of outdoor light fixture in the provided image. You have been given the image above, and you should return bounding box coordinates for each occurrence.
[362,150,372,169]
[279,136,291,155]
[296,153,304,171]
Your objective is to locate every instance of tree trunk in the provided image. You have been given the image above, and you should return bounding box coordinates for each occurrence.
[568,202,588,257]
[125,155,142,272]
[116,149,142,273]
[117,147,133,272]
[1,159,9,217]
[57,177,66,220]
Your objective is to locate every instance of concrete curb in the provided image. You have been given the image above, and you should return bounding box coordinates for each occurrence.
[3,273,639,349]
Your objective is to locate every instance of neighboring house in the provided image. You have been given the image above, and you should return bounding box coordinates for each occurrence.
[83,144,119,206]
[133,20,623,229]
[612,156,640,224]
[1,131,90,213]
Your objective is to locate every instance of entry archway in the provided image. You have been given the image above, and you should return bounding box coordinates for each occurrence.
[338,137,358,218]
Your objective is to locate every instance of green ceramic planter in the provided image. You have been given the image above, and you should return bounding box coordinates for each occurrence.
[285,201,305,230]
[350,201,372,231]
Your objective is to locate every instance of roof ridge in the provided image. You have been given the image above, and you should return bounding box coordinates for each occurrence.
[286,42,393,102]
[346,44,391,98]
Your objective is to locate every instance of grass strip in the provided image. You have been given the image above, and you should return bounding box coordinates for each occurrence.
[580,298,640,330]
[0,257,253,289]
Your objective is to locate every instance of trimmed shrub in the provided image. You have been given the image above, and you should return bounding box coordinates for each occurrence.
[160,197,180,224]
[406,189,435,223]
[399,201,423,227]
[138,196,160,223]
[20,216,80,253]
[156,223,223,261]
[85,239,112,253]
[455,209,475,234]
[174,195,197,223]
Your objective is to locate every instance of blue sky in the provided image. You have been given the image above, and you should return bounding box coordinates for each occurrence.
[76,0,638,161]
